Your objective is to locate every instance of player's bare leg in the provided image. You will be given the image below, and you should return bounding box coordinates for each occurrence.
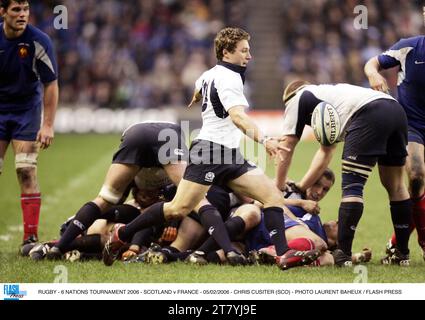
[12,140,41,244]
[162,161,187,186]
[405,142,425,259]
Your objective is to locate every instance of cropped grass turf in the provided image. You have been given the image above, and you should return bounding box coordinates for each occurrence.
[0,134,424,283]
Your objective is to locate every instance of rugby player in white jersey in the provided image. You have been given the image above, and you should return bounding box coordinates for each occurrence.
[103,27,321,270]
[276,81,412,266]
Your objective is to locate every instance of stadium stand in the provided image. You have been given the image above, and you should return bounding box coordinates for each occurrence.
[27,0,424,109]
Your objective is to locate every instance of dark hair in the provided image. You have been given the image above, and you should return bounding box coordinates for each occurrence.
[322,168,335,185]
[214,27,250,61]
[0,0,28,10]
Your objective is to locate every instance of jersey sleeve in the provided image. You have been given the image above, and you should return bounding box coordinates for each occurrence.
[282,97,301,137]
[34,34,58,84]
[378,38,416,69]
[217,73,249,111]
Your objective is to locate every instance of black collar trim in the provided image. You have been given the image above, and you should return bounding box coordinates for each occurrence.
[217,61,247,83]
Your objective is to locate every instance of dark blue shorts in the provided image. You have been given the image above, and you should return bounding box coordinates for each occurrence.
[343,99,408,167]
[408,126,425,145]
[0,104,41,141]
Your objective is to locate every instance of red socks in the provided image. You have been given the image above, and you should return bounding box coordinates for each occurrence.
[288,237,315,251]
[21,193,41,241]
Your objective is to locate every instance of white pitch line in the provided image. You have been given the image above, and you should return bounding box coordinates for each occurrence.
[8,225,23,232]
[0,234,12,241]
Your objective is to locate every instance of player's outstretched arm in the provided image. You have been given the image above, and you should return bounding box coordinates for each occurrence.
[275,135,299,191]
[298,144,337,192]
[37,80,58,149]
[228,106,289,159]
[187,89,202,108]
[364,56,390,93]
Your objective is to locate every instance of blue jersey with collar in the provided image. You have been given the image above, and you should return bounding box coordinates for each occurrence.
[245,207,328,252]
[378,36,425,130]
[0,23,58,112]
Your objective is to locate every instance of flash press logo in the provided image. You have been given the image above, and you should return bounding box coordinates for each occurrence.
[3,284,27,300]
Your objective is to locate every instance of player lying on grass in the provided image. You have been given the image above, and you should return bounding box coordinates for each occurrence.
[141,169,371,267]
[184,168,370,266]
[111,175,336,267]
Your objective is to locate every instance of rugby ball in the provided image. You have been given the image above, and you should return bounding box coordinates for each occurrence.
[311,102,341,146]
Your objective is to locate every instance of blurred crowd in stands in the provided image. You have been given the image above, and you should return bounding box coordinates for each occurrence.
[29,0,246,109]
[279,0,425,94]
[26,0,424,109]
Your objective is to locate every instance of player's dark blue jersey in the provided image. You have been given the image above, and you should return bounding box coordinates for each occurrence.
[378,36,425,130]
[0,23,58,112]
[245,207,328,252]
[287,205,328,243]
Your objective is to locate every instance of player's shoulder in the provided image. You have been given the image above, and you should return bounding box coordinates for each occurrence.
[26,24,53,46]
[392,36,424,49]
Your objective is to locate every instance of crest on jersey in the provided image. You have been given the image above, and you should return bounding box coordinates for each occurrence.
[205,172,215,183]
[18,45,29,58]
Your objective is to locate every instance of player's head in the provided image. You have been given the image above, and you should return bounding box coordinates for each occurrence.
[0,0,29,32]
[306,168,335,202]
[283,79,311,107]
[215,27,251,67]
[132,185,165,208]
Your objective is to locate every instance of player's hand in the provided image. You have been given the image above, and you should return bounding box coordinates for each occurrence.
[187,92,202,108]
[121,245,140,261]
[187,98,198,108]
[36,125,54,149]
[160,227,177,243]
[367,72,390,93]
[264,137,291,161]
[300,200,320,215]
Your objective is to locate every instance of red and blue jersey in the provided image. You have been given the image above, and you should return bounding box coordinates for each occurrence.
[0,23,58,112]
[378,36,425,131]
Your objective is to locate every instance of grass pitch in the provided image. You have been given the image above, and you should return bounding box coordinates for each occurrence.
[0,134,424,283]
